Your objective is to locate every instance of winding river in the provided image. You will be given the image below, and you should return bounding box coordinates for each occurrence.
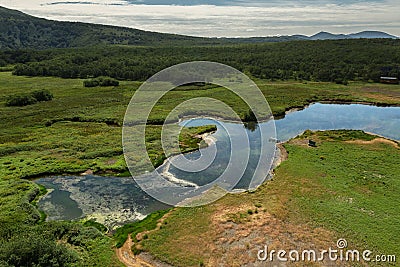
[35,103,400,228]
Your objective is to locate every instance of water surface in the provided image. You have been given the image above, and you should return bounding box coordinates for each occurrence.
[36,103,400,226]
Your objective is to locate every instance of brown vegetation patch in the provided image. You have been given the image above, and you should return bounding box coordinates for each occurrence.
[361,86,400,97]
[207,202,344,267]
[364,93,399,103]
[288,138,313,147]
[106,159,117,165]
[345,137,399,148]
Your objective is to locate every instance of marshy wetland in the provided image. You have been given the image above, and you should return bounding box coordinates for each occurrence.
[35,103,400,229]
[1,68,399,266]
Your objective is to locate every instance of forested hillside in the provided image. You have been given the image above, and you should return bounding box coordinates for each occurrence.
[0,6,206,49]
[0,6,301,49]
[2,39,399,83]
[2,6,398,51]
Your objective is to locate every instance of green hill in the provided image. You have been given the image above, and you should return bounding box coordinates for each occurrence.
[0,6,206,49]
[1,6,398,50]
[0,6,319,50]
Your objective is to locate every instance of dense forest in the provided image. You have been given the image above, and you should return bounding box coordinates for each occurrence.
[1,39,399,83]
[1,5,399,83]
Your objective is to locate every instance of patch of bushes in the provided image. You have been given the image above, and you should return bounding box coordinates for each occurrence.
[83,77,119,87]
[44,116,121,127]
[131,245,143,255]
[243,109,257,122]
[5,89,53,107]
[67,227,103,248]
[30,89,53,102]
[0,223,79,267]
[83,220,108,233]
[335,78,349,85]
[5,94,37,107]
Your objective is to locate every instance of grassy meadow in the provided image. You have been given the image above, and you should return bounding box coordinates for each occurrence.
[1,71,399,179]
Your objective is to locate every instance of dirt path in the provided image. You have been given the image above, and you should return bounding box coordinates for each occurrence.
[116,210,175,267]
[115,234,154,267]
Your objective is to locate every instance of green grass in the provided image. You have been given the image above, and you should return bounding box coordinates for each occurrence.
[30,183,48,223]
[139,131,400,266]
[280,131,400,257]
[0,179,40,224]
[141,206,214,266]
[0,73,223,179]
[76,231,123,267]
[113,209,171,248]
[1,72,398,179]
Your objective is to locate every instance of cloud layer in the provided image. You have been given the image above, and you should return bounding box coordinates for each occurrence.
[0,0,399,37]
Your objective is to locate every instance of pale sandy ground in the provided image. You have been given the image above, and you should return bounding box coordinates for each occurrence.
[345,137,399,148]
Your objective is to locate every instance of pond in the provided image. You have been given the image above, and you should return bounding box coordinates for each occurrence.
[35,103,400,227]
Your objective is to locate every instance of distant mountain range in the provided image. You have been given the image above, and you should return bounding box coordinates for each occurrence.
[305,31,398,40]
[219,31,398,43]
[0,6,398,49]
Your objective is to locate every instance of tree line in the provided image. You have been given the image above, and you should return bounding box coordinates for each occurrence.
[1,39,399,83]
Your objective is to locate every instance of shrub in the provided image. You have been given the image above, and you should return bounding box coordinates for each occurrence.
[83,220,108,233]
[0,230,79,267]
[83,77,119,87]
[6,94,37,107]
[99,77,119,86]
[243,109,257,122]
[83,79,100,87]
[31,89,53,102]
[131,245,142,255]
[68,227,103,248]
[5,89,53,107]
[335,78,349,85]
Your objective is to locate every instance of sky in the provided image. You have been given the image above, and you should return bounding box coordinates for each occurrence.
[0,0,399,37]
